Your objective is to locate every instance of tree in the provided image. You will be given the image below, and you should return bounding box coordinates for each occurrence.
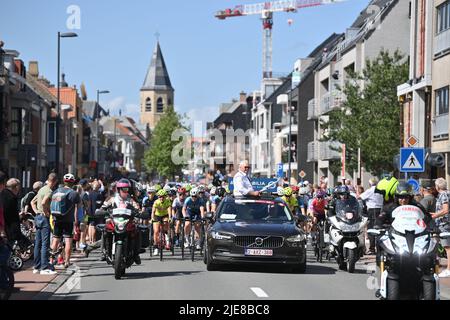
[321,50,409,177]
[144,106,190,180]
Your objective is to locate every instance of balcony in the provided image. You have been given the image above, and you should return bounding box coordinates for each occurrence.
[307,99,319,120]
[320,91,343,115]
[320,141,341,160]
[307,141,318,162]
[432,114,449,140]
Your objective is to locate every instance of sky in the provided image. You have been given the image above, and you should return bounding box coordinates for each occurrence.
[0,0,370,132]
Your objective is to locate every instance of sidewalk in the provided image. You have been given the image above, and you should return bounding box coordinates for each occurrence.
[10,252,84,300]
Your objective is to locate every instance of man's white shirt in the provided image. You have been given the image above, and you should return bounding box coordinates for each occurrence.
[359,186,383,209]
[233,170,253,196]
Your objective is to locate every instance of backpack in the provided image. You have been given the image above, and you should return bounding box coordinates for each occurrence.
[50,187,74,217]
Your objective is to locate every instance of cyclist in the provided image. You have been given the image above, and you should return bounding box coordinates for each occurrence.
[211,187,226,213]
[281,187,300,216]
[182,188,206,250]
[151,189,172,256]
[172,187,186,246]
[142,186,157,219]
[311,190,328,228]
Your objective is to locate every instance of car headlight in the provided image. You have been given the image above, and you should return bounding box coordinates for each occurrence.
[211,231,233,240]
[286,234,306,242]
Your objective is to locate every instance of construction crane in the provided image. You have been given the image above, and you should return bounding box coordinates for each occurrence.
[215,0,348,79]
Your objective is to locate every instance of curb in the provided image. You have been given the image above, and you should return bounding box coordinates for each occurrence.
[32,268,75,300]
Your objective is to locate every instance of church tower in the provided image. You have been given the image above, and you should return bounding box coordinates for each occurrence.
[140,41,174,130]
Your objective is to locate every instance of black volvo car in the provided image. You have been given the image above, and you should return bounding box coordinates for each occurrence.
[204,196,307,273]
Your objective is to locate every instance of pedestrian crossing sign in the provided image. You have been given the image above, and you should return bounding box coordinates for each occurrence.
[400,148,425,173]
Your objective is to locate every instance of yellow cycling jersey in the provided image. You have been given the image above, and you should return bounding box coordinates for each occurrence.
[153,198,172,217]
[281,195,299,213]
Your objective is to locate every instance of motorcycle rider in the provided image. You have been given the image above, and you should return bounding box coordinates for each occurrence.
[377,181,432,226]
[84,179,143,265]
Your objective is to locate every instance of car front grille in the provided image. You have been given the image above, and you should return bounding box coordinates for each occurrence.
[234,236,284,248]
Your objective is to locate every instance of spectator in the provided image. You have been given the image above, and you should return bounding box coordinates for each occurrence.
[419,181,436,214]
[345,179,356,193]
[30,173,58,275]
[89,180,105,243]
[50,174,80,269]
[20,181,44,216]
[359,178,383,255]
[1,178,31,248]
[431,178,450,277]
[76,181,90,251]
[356,186,365,198]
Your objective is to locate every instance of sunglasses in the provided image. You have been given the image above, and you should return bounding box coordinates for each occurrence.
[244,166,250,169]
[120,188,129,193]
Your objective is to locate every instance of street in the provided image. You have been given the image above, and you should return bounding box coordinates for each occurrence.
[51,245,377,300]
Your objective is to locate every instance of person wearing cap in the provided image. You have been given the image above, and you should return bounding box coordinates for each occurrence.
[419,180,436,214]
[233,160,260,197]
[49,174,80,269]
[20,181,44,216]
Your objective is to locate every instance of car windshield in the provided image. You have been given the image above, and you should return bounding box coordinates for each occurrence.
[217,200,292,221]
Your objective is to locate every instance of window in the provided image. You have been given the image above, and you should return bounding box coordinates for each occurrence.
[11,108,21,150]
[437,1,450,34]
[436,86,449,115]
[157,97,164,113]
[145,97,151,112]
[47,121,56,144]
[260,114,264,129]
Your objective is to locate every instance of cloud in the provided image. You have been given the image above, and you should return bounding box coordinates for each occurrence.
[104,97,140,120]
[184,106,219,136]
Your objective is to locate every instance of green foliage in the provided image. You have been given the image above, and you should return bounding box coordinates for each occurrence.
[144,106,190,179]
[321,50,408,176]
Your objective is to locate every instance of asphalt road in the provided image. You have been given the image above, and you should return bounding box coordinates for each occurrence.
[51,243,379,300]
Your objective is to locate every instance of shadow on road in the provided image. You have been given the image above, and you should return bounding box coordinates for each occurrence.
[211,263,337,275]
[125,270,202,279]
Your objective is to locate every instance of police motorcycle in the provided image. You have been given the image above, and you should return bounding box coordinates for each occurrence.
[95,203,149,280]
[368,205,450,300]
[327,197,368,273]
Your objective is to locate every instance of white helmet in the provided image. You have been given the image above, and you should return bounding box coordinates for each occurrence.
[63,173,76,183]
[190,188,199,197]
[210,186,217,195]
[277,186,284,196]
[163,185,171,192]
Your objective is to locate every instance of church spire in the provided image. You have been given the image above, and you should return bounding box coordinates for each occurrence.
[141,41,173,91]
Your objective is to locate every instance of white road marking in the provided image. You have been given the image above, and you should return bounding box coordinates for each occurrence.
[250,287,269,298]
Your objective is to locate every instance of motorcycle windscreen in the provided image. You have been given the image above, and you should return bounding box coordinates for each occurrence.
[111,208,132,217]
[391,205,426,234]
[335,198,362,223]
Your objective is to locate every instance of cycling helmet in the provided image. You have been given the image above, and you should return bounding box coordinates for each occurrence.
[375,176,399,202]
[63,173,76,183]
[147,186,156,193]
[283,187,293,197]
[168,189,177,197]
[395,181,413,197]
[335,185,350,195]
[185,184,192,192]
[163,185,171,192]
[316,190,326,198]
[277,186,284,196]
[190,188,199,197]
[177,187,186,195]
[291,185,300,193]
[198,185,205,192]
[157,189,167,197]
[216,187,226,198]
[116,178,131,189]
[154,184,162,191]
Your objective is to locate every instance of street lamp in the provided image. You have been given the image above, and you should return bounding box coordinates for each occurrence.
[56,31,77,174]
[96,90,109,176]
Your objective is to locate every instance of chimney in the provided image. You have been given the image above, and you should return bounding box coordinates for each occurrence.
[239,91,247,103]
[29,61,39,78]
[60,73,68,87]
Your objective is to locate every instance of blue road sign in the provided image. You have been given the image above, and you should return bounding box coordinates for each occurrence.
[228,178,278,193]
[407,178,420,194]
[400,148,425,173]
[277,163,284,178]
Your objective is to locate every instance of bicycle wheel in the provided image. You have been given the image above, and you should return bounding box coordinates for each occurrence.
[190,225,195,262]
[180,221,185,260]
[318,226,324,263]
[149,224,154,258]
[170,223,175,256]
[159,227,164,262]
